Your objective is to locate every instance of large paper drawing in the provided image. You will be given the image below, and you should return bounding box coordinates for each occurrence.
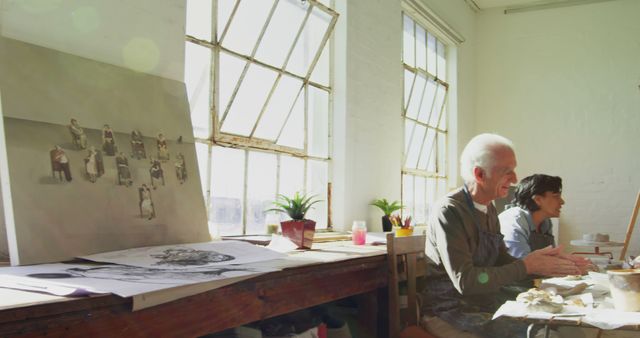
[81,240,285,269]
[0,261,280,298]
[0,37,211,265]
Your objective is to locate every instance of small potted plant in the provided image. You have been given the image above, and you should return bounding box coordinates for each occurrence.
[268,192,322,249]
[390,214,413,237]
[370,198,403,232]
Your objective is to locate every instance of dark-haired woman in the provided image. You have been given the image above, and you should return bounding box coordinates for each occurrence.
[498,174,564,259]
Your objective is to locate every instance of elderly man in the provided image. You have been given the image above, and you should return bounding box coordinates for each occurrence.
[420,134,588,337]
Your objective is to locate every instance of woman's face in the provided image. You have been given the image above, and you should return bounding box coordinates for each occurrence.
[534,191,564,218]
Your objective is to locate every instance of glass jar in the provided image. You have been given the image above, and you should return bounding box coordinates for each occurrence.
[352,220,367,245]
[265,213,280,235]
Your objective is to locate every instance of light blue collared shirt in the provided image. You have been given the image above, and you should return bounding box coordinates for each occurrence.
[498,206,553,259]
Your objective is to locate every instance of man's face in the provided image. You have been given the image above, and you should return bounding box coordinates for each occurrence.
[481,147,517,200]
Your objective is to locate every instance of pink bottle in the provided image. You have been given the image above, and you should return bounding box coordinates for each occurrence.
[352,221,367,245]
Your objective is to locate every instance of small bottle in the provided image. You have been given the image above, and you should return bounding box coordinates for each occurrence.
[352,220,367,245]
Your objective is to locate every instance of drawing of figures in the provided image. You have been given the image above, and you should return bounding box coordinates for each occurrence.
[156,133,169,161]
[102,124,117,156]
[115,152,133,187]
[62,265,264,284]
[150,248,234,267]
[84,147,104,183]
[49,145,72,182]
[130,129,146,159]
[149,157,165,189]
[175,153,187,184]
[138,184,155,220]
[68,118,87,150]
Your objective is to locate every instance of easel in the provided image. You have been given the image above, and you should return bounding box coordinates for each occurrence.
[619,191,640,261]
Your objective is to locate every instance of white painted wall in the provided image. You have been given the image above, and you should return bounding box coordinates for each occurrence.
[476,0,640,257]
[331,0,477,231]
[0,0,185,82]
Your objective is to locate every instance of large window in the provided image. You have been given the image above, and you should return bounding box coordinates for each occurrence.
[401,13,449,225]
[185,0,338,236]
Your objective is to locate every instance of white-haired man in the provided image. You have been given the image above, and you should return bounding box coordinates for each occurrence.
[420,133,589,337]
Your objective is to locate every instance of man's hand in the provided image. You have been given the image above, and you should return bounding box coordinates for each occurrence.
[552,245,596,274]
[522,246,581,276]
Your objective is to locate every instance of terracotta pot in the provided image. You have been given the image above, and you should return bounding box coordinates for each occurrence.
[382,215,393,232]
[395,228,414,237]
[280,219,316,249]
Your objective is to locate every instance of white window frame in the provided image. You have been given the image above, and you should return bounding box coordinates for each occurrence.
[185,0,339,235]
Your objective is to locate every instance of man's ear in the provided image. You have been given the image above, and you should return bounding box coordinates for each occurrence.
[473,166,485,182]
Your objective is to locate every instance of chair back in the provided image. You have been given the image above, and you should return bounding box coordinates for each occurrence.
[387,232,426,338]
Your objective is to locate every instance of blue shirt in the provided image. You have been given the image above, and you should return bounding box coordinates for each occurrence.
[498,206,554,259]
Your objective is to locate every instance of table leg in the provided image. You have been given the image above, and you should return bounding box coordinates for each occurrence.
[543,324,551,338]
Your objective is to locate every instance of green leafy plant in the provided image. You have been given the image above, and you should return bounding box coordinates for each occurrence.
[390,215,412,229]
[268,192,322,221]
[370,198,403,216]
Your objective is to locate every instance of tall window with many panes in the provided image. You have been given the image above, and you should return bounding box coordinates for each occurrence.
[401,13,449,225]
[185,0,338,236]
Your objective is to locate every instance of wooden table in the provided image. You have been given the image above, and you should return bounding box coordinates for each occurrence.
[0,254,389,338]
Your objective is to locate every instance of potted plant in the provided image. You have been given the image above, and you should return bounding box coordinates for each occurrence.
[390,214,413,237]
[268,192,322,249]
[370,198,403,232]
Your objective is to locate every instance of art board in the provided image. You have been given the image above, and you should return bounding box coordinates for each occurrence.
[0,37,210,265]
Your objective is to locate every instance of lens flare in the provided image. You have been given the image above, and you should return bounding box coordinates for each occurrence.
[477,272,489,284]
[122,37,160,73]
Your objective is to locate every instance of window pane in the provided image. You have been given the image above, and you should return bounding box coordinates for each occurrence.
[246,151,277,234]
[279,154,304,197]
[310,44,329,87]
[218,52,246,123]
[426,177,436,219]
[287,5,331,77]
[210,146,244,236]
[417,128,436,170]
[254,75,303,141]
[437,132,446,175]
[403,69,415,111]
[415,25,426,70]
[217,0,237,41]
[222,63,278,136]
[186,0,212,41]
[255,0,306,67]
[306,159,328,229]
[427,32,437,75]
[437,178,447,201]
[427,136,437,172]
[405,124,425,169]
[429,84,446,127]
[221,0,274,55]
[402,15,414,67]
[402,174,414,218]
[195,142,211,223]
[438,104,447,131]
[404,119,415,156]
[437,40,446,80]
[417,78,437,124]
[185,42,211,138]
[276,91,304,149]
[414,176,426,225]
[308,86,329,158]
[406,73,425,120]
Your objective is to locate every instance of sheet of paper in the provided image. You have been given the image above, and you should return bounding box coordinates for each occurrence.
[0,261,279,298]
[80,240,285,269]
